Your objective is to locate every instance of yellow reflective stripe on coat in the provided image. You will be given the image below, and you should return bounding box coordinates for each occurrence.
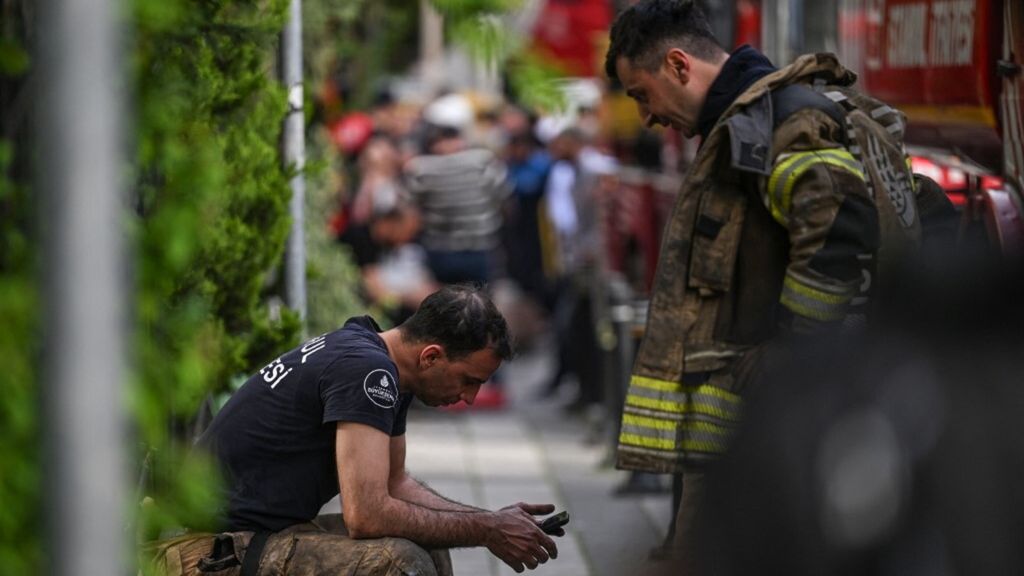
[767,149,866,225]
[620,373,743,457]
[779,273,853,321]
[629,374,741,404]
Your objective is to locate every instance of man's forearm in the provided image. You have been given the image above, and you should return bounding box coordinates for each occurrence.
[350,493,491,548]
[390,473,484,513]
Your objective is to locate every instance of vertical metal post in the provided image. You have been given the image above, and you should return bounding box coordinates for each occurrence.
[420,0,445,95]
[282,0,308,327]
[38,0,126,574]
[762,0,791,66]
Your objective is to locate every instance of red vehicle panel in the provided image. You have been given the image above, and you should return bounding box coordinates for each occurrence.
[858,0,995,115]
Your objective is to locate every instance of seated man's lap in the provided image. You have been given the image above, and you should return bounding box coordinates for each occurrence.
[146,516,452,576]
[279,528,443,576]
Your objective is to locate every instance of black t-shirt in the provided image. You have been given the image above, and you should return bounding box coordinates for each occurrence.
[198,316,413,532]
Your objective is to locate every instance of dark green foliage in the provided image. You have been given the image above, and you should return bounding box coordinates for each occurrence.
[4,0,305,569]
[130,0,300,539]
[304,0,418,111]
[0,143,40,576]
[0,2,39,571]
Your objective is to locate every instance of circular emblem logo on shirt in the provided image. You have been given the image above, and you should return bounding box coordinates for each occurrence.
[363,369,399,409]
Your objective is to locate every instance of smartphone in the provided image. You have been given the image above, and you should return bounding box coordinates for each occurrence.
[539,511,570,535]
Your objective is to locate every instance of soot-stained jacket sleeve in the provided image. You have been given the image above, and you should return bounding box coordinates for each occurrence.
[320,350,404,435]
[763,108,880,330]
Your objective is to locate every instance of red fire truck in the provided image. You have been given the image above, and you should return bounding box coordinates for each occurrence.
[838,0,1023,253]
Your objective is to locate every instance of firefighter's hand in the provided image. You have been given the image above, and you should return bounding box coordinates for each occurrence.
[485,506,559,572]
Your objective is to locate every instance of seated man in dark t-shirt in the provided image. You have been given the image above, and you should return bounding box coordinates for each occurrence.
[179,285,560,576]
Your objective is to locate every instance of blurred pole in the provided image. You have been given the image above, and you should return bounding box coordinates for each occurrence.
[762,0,792,66]
[38,0,126,574]
[420,0,444,96]
[282,0,307,328]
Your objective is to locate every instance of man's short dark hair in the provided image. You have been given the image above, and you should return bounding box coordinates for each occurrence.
[423,124,462,153]
[399,285,514,360]
[604,0,723,81]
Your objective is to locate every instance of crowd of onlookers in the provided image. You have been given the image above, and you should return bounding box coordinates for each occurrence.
[324,89,650,410]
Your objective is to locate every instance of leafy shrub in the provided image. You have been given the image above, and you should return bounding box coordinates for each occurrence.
[130,0,301,538]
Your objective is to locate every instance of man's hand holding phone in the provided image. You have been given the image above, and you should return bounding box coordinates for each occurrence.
[539,510,570,536]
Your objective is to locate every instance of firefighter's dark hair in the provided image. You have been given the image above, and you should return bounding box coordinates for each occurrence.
[398,284,514,361]
[604,0,724,81]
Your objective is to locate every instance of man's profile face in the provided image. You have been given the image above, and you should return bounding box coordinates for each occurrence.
[616,53,700,138]
[417,347,501,407]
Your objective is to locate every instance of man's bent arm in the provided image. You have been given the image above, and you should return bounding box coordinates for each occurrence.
[387,434,484,513]
[336,422,558,572]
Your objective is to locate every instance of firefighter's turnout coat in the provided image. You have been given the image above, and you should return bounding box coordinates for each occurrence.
[616,53,922,473]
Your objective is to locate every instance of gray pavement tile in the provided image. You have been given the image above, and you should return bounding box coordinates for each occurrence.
[464,413,527,437]
[405,429,471,476]
[479,481,561,511]
[450,548,494,575]
[417,478,484,510]
[639,494,673,542]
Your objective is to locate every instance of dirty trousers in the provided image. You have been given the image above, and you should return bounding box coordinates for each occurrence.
[144,514,454,576]
[671,471,707,575]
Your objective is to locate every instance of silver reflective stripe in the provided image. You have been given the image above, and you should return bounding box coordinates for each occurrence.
[820,150,867,174]
[871,105,897,119]
[781,286,848,321]
[624,405,738,426]
[620,424,730,446]
[683,349,742,362]
[824,90,847,103]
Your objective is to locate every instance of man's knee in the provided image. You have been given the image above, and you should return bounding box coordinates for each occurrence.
[290,534,444,576]
[376,538,440,576]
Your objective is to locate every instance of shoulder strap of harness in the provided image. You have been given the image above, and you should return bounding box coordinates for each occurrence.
[769,83,848,140]
[727,82,851,176]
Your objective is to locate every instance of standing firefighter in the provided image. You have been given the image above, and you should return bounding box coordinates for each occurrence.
[605,0,924,568]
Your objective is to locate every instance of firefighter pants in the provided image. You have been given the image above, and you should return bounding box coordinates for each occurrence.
[143,514,453,576]
[672,470,707,575]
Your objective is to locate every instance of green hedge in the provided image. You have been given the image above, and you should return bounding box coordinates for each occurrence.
[2,0,307,570]
[131,0,302,539]
[0,3,39,571]
[0,0,566,571]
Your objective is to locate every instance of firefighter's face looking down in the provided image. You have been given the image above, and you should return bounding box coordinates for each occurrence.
[616,48,709,138]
